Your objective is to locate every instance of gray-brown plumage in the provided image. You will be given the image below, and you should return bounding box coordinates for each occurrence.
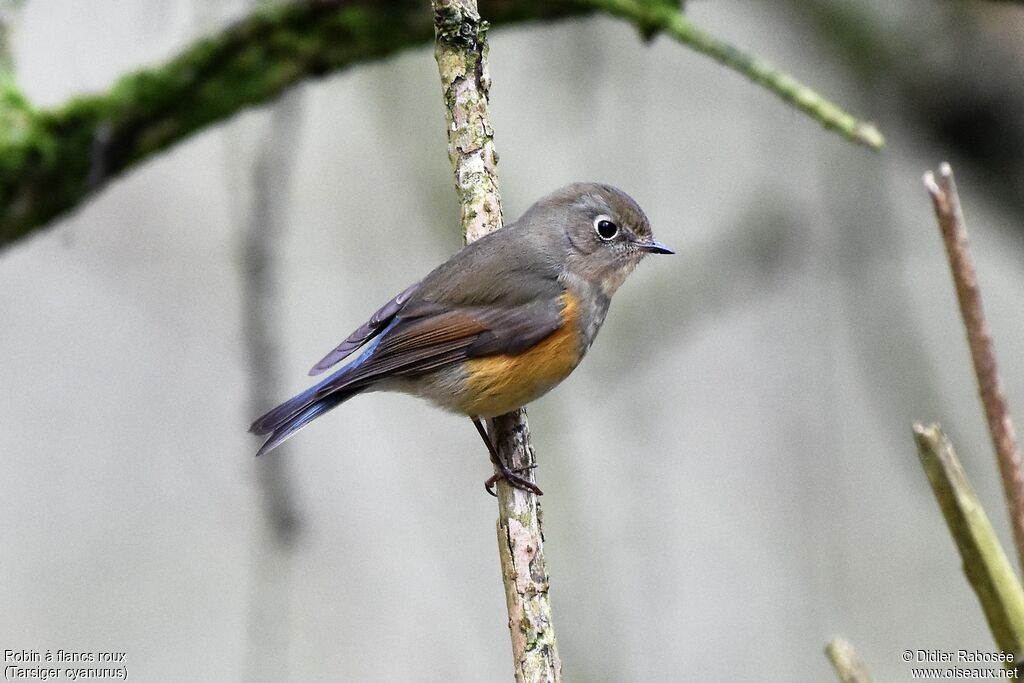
[250,183,672,476]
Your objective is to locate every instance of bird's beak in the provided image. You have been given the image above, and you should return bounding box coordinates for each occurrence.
[638,239,674,254]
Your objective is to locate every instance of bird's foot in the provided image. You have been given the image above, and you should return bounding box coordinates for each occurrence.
[484,464,543,497]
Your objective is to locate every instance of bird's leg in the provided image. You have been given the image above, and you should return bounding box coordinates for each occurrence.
[471,417,543,497]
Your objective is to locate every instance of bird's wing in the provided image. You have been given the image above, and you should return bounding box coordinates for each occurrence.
[248,296,567,451]
[252,296,568,436]
[308,219,568,378]
[307,280,421,376]
[340,296,568,385]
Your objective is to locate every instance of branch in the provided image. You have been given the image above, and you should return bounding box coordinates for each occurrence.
[433,0,503,243]
[0,0,884,251]
[824,638,875,683]
[432,1,560,680]
[578,0,884,150]
[237,87,304,683]
[240,90,305,546]
[925,163,1024,574]
[491,412,561,682]
[913,424,1024,659]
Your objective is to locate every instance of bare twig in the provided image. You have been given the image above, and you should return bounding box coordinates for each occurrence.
[913,424,1024,658]
[432,1,560,680]
[825,638,876,683]
[924,163,1024,574]
[579,0,884,150]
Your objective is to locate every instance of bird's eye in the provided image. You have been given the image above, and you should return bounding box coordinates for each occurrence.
[595,217,619,241]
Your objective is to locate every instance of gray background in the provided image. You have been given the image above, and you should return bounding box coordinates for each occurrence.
[2,0,1023,680]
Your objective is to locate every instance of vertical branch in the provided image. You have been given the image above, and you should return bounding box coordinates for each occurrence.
[924,163,1024,573]
[241,89,305,544]
[491,411,560,682]
[431,2,561,681]
[432,0,503,242]
[236,88,306,682]
[213,0,308,672]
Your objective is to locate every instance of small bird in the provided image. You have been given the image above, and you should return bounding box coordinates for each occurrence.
[250,183,672,495]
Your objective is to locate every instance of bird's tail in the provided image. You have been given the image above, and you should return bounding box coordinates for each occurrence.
[250,376,364,456]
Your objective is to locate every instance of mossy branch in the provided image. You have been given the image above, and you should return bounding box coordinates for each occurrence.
[0,0,592,250]
[0,0,883,251]
[913,423,1024,659]
[431,1,561,680]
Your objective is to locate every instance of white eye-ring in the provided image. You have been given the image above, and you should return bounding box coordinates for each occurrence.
[594,215,619,241]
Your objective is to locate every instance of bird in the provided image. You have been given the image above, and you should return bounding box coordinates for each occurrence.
[249,183,673,495]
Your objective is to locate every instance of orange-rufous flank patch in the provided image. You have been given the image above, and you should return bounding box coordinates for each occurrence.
[459,291,582,417]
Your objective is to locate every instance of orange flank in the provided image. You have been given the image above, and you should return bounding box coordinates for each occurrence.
[460,291,582,417]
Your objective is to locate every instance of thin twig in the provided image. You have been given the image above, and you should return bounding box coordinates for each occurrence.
[912,424,1024,658]
[431,1,561,681]
[924,162,1024,574]
[824,638,876,683]
[579,0,884,150]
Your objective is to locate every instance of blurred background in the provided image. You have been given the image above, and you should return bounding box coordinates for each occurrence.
[2,0,1023,680]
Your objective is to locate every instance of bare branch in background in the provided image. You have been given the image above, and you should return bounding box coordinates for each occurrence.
[240,92,305,548]
[925,163,1024,574]
[234,75,306,683]
[825,638,876,683]
[913,424,1024,658]
[431,1,560,680]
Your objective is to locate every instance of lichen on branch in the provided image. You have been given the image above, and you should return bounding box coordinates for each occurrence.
[432,0,502,243]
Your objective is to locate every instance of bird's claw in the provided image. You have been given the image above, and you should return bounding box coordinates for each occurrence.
[484,465,543,497]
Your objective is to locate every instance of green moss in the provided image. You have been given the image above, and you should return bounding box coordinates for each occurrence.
[0,0,596,248]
